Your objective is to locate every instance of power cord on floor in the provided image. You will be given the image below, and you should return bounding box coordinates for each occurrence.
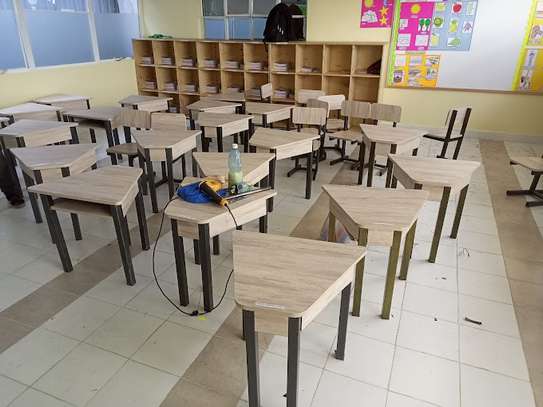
[151,195,236,317]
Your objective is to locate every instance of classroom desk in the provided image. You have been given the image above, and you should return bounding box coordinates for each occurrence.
[360,125,423,187]
[322,185,428,319]
[205,92,246,108]
[249,127,319,201]
[0,119,80,207]
[507,156,543,207]
[33,94,91,110]
[28,166,149,284]
[186,99,243,130]
[245,102,293,128]
[165,179,276,311]
[11,144,97,241]
[63,107,123,148]
[119,95,172,112]
[389,155,480,263]
[0,102,63,123]
[133,129,201,213]
[234,231,365,407]
[197,112,254,153]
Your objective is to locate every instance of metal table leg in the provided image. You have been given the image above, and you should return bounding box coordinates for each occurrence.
[287,317,301,407]
[41,195,73,273]
[352,228,369,317]
[198,224,213,311]
[171,220,189,306]
[111,205,136,286]
[335,283,351,360]
[366,142,376,187]
[399,221,417,280]
[244,310,260,407]
[382,230,402,319]
[451,185,468,239]
[429,186,451,263]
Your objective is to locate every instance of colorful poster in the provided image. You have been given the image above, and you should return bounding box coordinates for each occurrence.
[429,1,479,51]
[515,0,543,91]
[527,17,543,46]
[396,2,436,51]
[391,53,441,87]
[360,0,395,28]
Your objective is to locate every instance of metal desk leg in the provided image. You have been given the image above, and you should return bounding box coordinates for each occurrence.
[217,127,223,152]
[430,186,451,263]
[328,212,336,243]
[244,310,260,407]
[166,148,175,198]
[451,185,468,239]
[193,240,200,264]
[144,149,158,213]
[171,220,189,306]
[213,235,220,255]
[201,128,208,152]
[267,156,276,212]
[41,195,73,273]
[138,154,148,195]
[198,224,213,311]
[191,148,198,177]
[385,144,397,188]
[135,188,149,250]
[305,152,312,199]
[259,214,268,233]
[382,230,402,319]
[111,205,136,286]
[335,283,352,360]
[188,110,196,130]
[366,142,376,187]
[22,172,42,224]
[352,228,369,317]
[287,317,302,407]
[399,221,417,281]
[69,126,79,144]
[357,142,366,185]
[60,167,82,241]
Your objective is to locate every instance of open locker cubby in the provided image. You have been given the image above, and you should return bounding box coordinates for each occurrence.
[296,44,323,74]
[179,94,199,113]
[156,67,178,93]
[174,40,198,68]
[197,41,221,69]
[243,42,269,72]
[295,74,323,91]
[133,39,155,65]
[220,42,245,71]
[221,71,245,92]
[352,44,383,77]
[177,68,199,94]
[350,77,380,103]
[324,75,350,98]
[323,44,353,75]
[198,69,222,95]
[271,73,295,103]
[245,72,269,100]
[270,43,296,73]
[136,66,158,91]
[152,40,175,67]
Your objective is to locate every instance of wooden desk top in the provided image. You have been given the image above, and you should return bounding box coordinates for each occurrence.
[205,93,246,103]
[0,103,62,117]
[322,185,428,233]
[361,125,424,145]
[28,166,142,210]
[245,102,294,115]
[197,112,252,128]
[233,231,365,331]
[119,95,173,106]
[0,119,77,138]
[32,94,90,104]
[390,155,480,191]
[133,129,201,149]
[510,156,543,172]
[11,144,96,171]
[193,152,274,185]
[186,99,242,111]
[250,127,319,149]
[63,107,122,122]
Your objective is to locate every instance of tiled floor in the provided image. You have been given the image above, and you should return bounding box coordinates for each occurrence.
[0,126,540,407]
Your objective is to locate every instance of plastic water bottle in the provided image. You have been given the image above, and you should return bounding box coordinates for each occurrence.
[228,144,243,194]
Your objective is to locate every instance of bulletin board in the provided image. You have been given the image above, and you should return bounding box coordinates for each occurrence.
[387,0,541,93]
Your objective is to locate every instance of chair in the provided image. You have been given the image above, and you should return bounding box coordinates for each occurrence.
[370,103,401,127]
[287,106,327,181]
[317,94,346,131]
[296,89,325,105]
[260,83,273,102]
[105,108,151,166]
[507,155,543,207]
[424,107,472,159]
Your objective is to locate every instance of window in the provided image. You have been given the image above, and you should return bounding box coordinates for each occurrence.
[203,0,278,40]
[0,0,141,70]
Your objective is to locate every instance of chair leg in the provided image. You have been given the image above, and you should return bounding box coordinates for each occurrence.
[452,136,464,160]
[438,139,449,159]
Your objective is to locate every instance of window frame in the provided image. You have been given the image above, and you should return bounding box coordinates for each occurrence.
[2,0,142,72]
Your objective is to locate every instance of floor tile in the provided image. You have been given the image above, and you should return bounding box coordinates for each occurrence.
[9,388,73,407]
[458,249,506,277]
[0,375,26,407]
[34,343,126,407]
[461,364,535,407]
[458,270,512,304]
[132,249,174,279]
[390,347,460,407]
[42,296,119,341]
[458,230,502,254]
[85,308,164,357]
[132,321,211,376]
[325,332,394,388]
[311,370,387,407]
[125,280,180,319]
[406,260,458,292]
[397,311,459,361]
[460,325,529,380]
[459,295,520,337]
[86,360,178,407]
[361,274,406,311]
[160,379,241,407]
[0,241,45,274]
[412,241,458,268]
[13,256,64,284]
[241,352,321,407]
[386,392,436,407]
[0,275,41,312]
[0,328,78,385]
[168,297,236,335]
[403,283,458,322]
[347,301,401,345]
[0,317,33,353]
[267,322,337,368]
[85,271,152,306]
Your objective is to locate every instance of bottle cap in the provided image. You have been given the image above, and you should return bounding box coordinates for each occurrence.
[232,143,238,149]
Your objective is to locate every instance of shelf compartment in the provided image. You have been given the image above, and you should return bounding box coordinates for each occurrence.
[323,75,350,98]
[177,68,199,94]
[352,44,383,76]
[198,69,222,95]
[245,71,269,99]
[180,94,200,113]
[220,42,244,70]
[197,41,220,69]
[174,40,198,68]
[323,44,353,76]
[133,39,154,65]
[136,66,158,92]
[270,43,296,73]
[158,93,180,113]
[296,44,323,74]
[295,74,322,91]
[271,73,295,102]
[156,67,178,92]
[243,42,269,72]
[349,76,379,103]
[152,40,175,67]
[221,70,245,92]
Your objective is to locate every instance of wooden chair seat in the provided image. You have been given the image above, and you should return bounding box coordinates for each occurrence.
[424,129,463,141]
[510,156,543,172]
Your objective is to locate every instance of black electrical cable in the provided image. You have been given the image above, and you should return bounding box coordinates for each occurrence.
[151,195,237,317]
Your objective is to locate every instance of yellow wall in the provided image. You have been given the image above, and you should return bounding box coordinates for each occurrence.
[140,0,203,38]
[307,0,543,137]
[0,60,137,107]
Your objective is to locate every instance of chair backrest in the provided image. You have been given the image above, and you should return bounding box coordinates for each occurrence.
[306,98,329,113]
[341,100,372,120]
[370,103,401,125]
[292,106,327,127]
[260,83,273,100]
[151,112,187,131]
[317,94,345,112]
[296,89,325,105]
[119,107,151,129]
[444,107,472,135]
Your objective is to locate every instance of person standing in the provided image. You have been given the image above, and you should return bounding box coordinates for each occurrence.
[0,150,24,207]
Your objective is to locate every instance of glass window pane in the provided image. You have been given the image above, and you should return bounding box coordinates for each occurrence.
[252,17,266,39]
[227,0,248,14]
[253,0,275,15]
[25,6,94,66]
[229,17,250,39]
[94,0,139,59]
[204,18,225,39]
[0,3,26,69]
[203,0,223,16]
[23,0,87,11]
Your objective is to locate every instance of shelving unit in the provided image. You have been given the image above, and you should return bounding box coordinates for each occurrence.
[133,39,386,113]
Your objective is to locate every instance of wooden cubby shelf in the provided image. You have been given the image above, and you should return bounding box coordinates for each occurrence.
[133,39,385,113]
